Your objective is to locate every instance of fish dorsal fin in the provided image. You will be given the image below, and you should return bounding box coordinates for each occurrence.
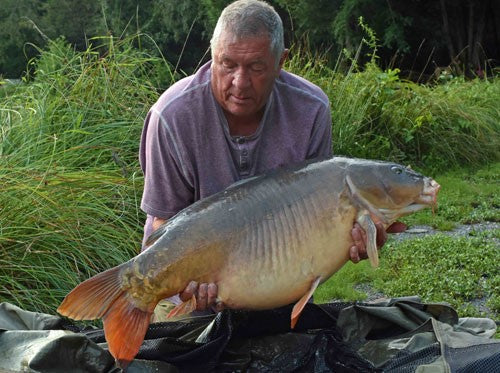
[145,176,263,248]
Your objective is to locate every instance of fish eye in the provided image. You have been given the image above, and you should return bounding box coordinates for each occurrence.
[391,166,403,174]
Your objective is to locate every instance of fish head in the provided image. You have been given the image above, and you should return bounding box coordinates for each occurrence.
[345,160,440,224]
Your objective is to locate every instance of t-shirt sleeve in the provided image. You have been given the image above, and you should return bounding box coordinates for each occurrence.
[307,102,333,159]
[139,109,194,219]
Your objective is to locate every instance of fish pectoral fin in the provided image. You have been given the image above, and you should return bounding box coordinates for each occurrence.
[291,276,321,329]
[166,295,197,318]
[357,213,379,268]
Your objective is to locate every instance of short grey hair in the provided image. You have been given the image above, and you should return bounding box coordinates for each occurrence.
[210,0,285,64]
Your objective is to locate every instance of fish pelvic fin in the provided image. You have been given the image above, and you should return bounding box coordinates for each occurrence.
[357,212,379,268]
[57,265,153,367]
[291,276,321,329]
[166,295,197,318]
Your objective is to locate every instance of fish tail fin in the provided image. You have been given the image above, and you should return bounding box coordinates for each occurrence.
[166,295,197,318]
[103,292,152,369]
[57,266,153,368]
[57,266,124,320]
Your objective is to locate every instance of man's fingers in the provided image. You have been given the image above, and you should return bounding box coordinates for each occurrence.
[351,223,367,259]
[349,245,361,263]
[207,283,218,306]
[179,280,198,302]
[196,283,208,311]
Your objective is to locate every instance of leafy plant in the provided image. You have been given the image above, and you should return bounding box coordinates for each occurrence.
[374,232,499,319]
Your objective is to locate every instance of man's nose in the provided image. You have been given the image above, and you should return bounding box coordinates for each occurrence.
[232,69,251,89]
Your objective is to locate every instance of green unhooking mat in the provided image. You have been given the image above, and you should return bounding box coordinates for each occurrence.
[0,296,498,372]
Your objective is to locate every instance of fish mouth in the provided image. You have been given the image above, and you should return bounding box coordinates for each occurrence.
[346,175,441,225]
[416,178,440,211]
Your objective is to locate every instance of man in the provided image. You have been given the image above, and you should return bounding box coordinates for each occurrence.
[140,0,386,316]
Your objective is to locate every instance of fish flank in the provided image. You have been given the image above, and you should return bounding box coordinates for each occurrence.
[281,198,299,260]
[275,206,288,275]
[265,212,278,275]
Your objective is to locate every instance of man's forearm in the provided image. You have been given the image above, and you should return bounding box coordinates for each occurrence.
[152,217,168,232]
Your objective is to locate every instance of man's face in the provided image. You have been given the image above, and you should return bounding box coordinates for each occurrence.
[211,33,287,120]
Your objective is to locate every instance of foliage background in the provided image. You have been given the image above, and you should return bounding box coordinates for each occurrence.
[1,0,499,78]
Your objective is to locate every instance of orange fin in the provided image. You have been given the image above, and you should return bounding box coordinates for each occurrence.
[103,293,152,369]
[57,265,153,367]
[291,276,321,329]
[57,266,124,320]
[166,295,197,318]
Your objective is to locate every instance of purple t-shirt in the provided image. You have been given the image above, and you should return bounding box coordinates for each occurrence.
[140,61,332,245]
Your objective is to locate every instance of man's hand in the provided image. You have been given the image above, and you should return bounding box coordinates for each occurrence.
[349,221,387,263]
[179,281,224,312]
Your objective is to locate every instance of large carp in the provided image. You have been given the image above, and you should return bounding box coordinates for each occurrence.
[58,157,440,367]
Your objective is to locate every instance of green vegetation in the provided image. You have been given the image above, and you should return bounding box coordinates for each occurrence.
[374,231,499,317]
[286,47,500,170]
[0,37,165,315]
[0,36,499,331]
[2,1,498,79]
[401,163,500,229]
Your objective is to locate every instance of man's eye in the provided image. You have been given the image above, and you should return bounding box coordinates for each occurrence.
[251,64,265,72]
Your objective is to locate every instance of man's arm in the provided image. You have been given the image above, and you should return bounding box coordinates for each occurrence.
[152,217,167,232]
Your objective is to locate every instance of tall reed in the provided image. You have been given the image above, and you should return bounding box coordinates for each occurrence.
[0,36,170,314]
[286,47,500,172]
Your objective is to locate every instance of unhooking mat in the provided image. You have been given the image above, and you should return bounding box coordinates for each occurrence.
[0,296,498,372]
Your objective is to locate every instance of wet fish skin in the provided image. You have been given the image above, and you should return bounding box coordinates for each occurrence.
[57,156,440,368]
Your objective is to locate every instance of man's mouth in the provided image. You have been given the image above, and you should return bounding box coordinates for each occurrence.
[230,94,251,104]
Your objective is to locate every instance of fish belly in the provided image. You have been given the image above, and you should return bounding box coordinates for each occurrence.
[215,207,355,310]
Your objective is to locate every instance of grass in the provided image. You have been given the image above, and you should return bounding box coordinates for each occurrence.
[0,36,169,168]
[373,231,499,317]
[0,166,144,315]
[0,36,164,314]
